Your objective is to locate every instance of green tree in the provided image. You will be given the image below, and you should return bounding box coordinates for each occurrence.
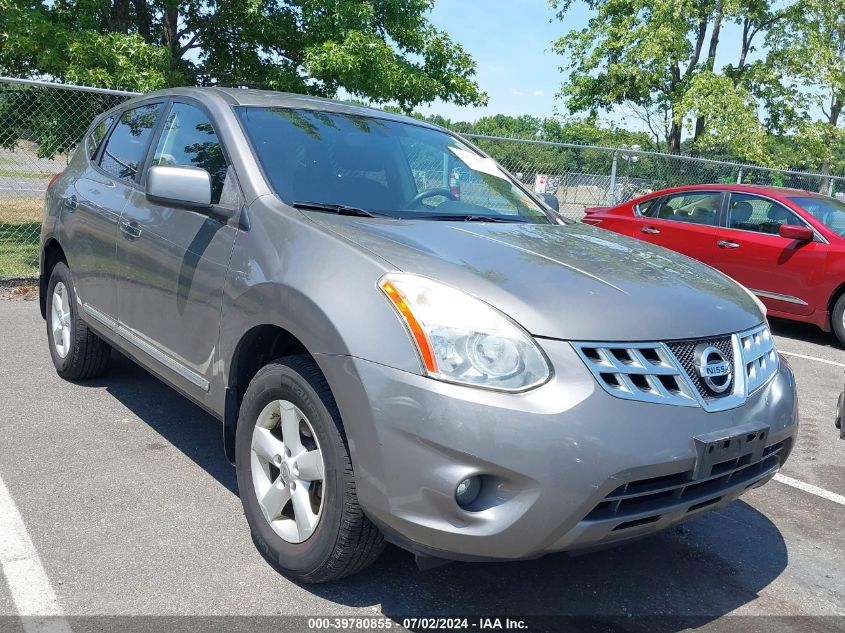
[765,0,845,188]
[0,0,487,108]
[551,0,775,159]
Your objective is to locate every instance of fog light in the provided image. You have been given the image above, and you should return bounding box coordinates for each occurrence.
[455,476,481,508]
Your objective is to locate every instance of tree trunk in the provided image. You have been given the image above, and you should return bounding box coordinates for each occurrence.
[667,120,682,155]
[693,1,723,146]
[819,97,843,194]
[108,0,131,34]
[738,18,752,69]
[667,60,682,155]
[162,2,181,65]
[134,0,152,42]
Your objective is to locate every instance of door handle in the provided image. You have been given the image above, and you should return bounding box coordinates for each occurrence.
[63,195,77,212]
[717,240,740,249]
[120,220,142,240]
[641,226,660,234]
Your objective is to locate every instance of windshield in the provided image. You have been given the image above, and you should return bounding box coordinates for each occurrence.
[789,195,845,236]
[236,107,552,223]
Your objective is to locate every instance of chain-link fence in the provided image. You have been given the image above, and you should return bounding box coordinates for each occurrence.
[464,134,845,219]
[0,77,137,280]
[3,75,845,280]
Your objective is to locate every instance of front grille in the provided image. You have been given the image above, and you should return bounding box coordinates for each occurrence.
[739,326,778,393]
[584,439,790,528]
[572,324,778,410]
[666,336,734,401]
[571,342,699,407]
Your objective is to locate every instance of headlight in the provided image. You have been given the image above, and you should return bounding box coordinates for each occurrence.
[379,273,551,391]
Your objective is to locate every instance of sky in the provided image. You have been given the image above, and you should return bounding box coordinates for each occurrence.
[417,0,760,126]
[418,0,571,121]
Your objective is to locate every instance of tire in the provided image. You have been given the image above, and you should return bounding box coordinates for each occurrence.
[235,356,384,583]
[832,294,845,348]
[46,262,111,380]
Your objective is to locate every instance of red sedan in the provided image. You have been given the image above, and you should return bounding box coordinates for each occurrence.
[582,184,845,345]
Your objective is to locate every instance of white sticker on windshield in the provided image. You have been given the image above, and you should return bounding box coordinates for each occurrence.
[448,146,508,181]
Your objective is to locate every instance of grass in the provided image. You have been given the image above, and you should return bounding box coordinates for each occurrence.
[0,198,42,278]
[0,168,54,179]
[1,197,43,222]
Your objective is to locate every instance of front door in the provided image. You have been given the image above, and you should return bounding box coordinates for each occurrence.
[710,192,827,316]
[115,101,237,398]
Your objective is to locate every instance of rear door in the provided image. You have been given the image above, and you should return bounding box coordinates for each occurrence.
[115,100,238,398]
[583,198,657,237]
[633,190,723,264]
[67,103,163,324]
[710,192,827,316]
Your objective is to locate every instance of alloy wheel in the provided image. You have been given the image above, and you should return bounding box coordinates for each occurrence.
[250,399,325,543]
[51,282,72,359]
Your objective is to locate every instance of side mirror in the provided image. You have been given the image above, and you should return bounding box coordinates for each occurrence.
[540,193,560,212]
[146,165,212,209]
[779,224,814,241]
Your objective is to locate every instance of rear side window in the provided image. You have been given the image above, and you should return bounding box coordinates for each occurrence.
[650,191,721,226]
[86,116,114,159]
[151,103,227,203]
[100,103,163,182]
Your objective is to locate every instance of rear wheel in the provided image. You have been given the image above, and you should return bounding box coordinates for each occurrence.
[235,356,384,582]
[46,262,111,380]
[831,294,845,348]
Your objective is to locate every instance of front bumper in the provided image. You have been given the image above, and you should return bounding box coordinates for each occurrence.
[317,339,798,562]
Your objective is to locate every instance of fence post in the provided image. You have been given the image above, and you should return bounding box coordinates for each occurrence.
[609,151,618,205]
[736,167,744,184]
[828,180,835,197]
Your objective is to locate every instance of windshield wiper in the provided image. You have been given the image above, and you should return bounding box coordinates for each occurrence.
[293,201,380,217]
[414,214,529,223]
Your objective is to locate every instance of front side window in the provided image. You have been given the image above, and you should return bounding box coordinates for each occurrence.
[152,103,227,203]
[100,103,163,182]
[236,107,552,223]
[86,116,114,159]
[650,191,721,226]
[727,193,807,235]
[789,195,845,236]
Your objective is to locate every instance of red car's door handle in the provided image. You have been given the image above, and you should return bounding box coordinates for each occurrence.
[717,240,740,249]
[641,226,660,234]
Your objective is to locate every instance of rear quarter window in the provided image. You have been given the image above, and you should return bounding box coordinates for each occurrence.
[86,116,114,160]
[634,197,662,216]
[99,103,163,182]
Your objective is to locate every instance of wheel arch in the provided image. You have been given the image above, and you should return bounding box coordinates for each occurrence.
[218,277,421,461]
[223,322,323,463]
[39,238,68,319]
[828,280,845,312]
[228,323,311,402]
[828,280,845,329]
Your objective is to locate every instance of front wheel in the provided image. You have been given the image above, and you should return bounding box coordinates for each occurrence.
[46,262,111,380]
[235,356,384,582]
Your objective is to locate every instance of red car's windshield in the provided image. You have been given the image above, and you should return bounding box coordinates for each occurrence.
[789,196,845,236]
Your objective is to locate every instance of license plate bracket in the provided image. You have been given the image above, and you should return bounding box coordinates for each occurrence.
[692,421,770,480]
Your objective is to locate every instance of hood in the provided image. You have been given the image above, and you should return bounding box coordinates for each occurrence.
[310,215,764,342]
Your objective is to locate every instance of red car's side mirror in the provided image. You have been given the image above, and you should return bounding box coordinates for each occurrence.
[779,224,814,241]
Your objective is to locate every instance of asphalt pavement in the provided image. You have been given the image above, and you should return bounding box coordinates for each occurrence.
[0,297,842,633]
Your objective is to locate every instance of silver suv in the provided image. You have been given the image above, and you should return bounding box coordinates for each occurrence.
[39,88,798,582]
